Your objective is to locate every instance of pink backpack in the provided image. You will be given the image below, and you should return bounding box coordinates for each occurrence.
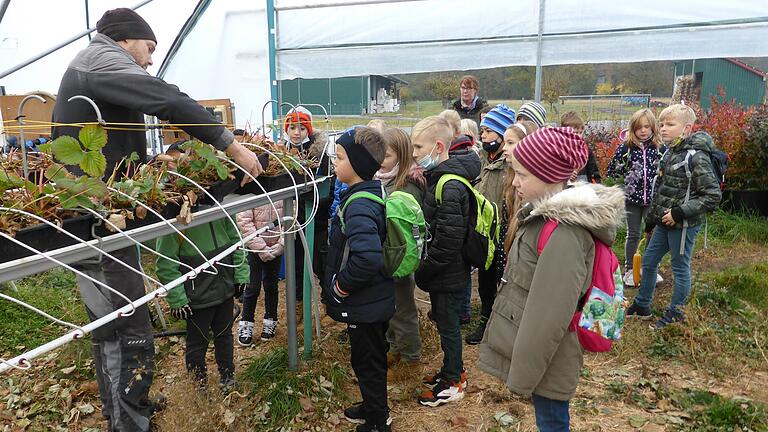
[537,220,627,352]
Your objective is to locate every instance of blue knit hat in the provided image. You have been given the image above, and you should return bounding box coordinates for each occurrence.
[480,104,516,136]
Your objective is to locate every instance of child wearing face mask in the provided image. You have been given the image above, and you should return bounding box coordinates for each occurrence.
[412,116,480,407]
[465,104,517,345]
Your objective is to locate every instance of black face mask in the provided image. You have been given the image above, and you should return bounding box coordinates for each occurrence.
[482,139,502,154]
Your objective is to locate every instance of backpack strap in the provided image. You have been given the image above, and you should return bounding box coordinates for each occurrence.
[338,190,385,270]
[435,173,473,203]
[671,149,697,255]
[536,219,559,255]
[339,191,384,235]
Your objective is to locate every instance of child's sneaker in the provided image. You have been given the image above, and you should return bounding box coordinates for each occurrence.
[237,320,254,346]
[261,318,277,341]
[623,270,635,287]
[422,369,467,388]
[418,379,464,407]
[219,375,238,394]
[626,302,653,320]
[651,309,684,330]
[465,317,488,345]
[355,423,391,432]
[343,402,392,425]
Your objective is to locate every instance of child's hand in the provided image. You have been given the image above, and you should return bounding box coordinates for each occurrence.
[170,304,193,320]
[234,283,248,298]
[570,170,578,182]
[258,250,276,262]
[661,209,676,226]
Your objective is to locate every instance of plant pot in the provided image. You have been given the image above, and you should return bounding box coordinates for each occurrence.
[0,213,94,264]
[92,200,186,238]
[238,170,310,195]
[200,169,245,205]
[721,189,768,217]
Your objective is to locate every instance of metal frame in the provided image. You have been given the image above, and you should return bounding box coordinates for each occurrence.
[0,177,328,284]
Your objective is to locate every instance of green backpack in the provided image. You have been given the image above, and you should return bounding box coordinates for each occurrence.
[340,189,427,278]
[435,174,500,271]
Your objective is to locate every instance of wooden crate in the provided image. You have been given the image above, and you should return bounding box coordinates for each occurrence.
[0,94,57,140]
[161,98,234,145]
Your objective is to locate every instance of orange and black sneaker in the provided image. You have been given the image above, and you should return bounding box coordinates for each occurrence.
[418,379,464,407]
[422,369,467,388]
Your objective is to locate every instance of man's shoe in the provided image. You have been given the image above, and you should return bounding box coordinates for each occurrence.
[237,320,254,347]
[261,318,277,341]
[344,402,392,425]
[465,317,487,345]
[418,379,464,407]
[422,369,467,388]
[626,302,653,320]
[652,309,684,330]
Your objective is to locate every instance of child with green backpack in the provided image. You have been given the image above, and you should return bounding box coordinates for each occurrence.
[323,126,394,432]
[376,128,427,366]
[412,116,482,407]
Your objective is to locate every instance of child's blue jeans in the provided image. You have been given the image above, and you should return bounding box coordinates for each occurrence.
[532,394,570,431]
[634,224,701,313]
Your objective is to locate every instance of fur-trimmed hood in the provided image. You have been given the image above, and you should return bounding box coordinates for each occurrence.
[406,164,427,190]
[523,183,625,245]
[280,130,328,160]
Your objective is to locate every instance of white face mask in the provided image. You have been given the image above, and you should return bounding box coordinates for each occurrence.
[417,142,439,170]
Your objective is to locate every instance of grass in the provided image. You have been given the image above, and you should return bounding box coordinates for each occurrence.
[240,346,349,430]
[705,209,768,246]
[0,269,87,355]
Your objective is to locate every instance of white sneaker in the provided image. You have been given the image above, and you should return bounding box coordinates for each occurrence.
[656,273,664,284]
[623,270,635,287]
[261,318,277,341]
[237,320,254,347]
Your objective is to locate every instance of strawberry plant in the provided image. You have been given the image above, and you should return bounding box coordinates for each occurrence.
[41,124,108,178]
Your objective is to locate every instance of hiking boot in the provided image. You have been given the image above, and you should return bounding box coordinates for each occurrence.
[623,270,636,287]
[261,318,277,341]
[626,302,653,320]
[465,317,488,345]
[418,379,464,407]
[343,402,393,426]
[422,369,467,388]
[237,320,254,347]
[652,309,684,330]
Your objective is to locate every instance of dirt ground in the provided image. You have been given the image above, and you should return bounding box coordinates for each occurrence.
[4,243,768,431]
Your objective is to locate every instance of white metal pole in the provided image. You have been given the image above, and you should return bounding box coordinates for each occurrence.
[533,0,546,103]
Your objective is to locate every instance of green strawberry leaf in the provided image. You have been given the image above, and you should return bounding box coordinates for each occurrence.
[50,136,85,165]
[79,124,108,151]
[80,151,107,178]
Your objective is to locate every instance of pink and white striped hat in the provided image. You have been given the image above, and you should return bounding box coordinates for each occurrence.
[512,127,589,184]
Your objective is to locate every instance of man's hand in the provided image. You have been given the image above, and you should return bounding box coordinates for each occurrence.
[226,141,264,186]
[661,209,676,227]
[170,304,193,320]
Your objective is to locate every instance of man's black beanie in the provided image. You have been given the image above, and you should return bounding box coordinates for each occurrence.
[97,8,157,43]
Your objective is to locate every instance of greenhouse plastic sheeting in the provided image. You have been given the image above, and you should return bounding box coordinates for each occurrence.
[275,0,768,79]
[0,0,197,94]
[159,0,272,129]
